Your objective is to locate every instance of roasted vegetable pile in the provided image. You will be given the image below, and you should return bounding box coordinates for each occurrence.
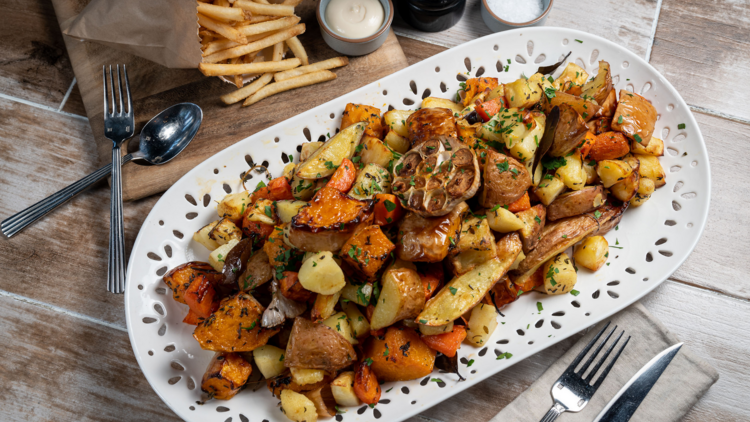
[161,57,666,421]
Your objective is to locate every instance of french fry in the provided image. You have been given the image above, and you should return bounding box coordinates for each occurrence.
[240,15,280,24]
[272,41,284,62]
[282,0,303,5]
[254,0,271,3]
[274,56,349,82]
[221,73,274,104]
[199,58,301,76]
[197,14,246,44]
[285,36,308,65]
[235,0,295,16]
[197,3,245,22]
[231,57,244,88]
[237,16,300,37]
[202,23,305,63]
[202,32,277,57]
[215,0,231,6]
[243,70,336,107]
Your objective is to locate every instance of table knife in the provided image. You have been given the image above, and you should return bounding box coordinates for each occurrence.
[593,342,683,422]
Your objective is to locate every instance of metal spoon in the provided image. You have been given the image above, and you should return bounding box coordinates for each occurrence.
[1,103,202,238]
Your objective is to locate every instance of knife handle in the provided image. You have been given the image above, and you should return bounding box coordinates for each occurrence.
[540,402,566,422]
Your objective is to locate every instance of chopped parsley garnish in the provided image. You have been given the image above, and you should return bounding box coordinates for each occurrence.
[633,134,643,143]
[542,156,567,171]
[575,39,583,43]
[364,358,374,366]
[449,287,457,295]
[570,289,580,296]
[617,115,623,124]
[537,302,543,312]
[496,160,510,173]
[384,200,397,212]
[678,123,686,130]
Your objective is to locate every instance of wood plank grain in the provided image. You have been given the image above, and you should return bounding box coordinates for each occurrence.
[0,97,156,327]
[0,294,180,421]
[666,112,750,300]
[650,0,750,120]
[392,0,658,59]
[0,0,77,109]
[397,36,450,66]
[407,280,750,422]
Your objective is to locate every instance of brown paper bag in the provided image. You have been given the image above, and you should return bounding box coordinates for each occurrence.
[60,0,202,68]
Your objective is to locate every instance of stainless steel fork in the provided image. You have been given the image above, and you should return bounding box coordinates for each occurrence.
[540,322,630,422]
[103,65,134,294]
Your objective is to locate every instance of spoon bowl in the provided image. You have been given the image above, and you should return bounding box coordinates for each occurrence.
[135,103,203,165]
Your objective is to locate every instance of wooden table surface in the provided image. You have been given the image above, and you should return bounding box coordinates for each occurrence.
[1,0,749,421]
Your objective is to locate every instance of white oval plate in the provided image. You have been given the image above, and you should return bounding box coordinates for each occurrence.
[125,27,710,422]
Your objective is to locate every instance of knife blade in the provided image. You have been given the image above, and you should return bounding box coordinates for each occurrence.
[593,342,683,422]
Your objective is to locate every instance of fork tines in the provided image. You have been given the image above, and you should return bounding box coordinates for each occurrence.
[568,322,631,389]
[102,64,133,117]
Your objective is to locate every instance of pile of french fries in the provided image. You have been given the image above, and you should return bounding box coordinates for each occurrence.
[197,0,349,107]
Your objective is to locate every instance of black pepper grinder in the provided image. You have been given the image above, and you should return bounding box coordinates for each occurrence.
[397,0,466,32]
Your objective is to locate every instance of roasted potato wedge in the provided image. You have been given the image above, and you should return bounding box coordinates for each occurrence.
[636,154,666,188]
[417,233,521,326]
[479,150,532,208]
[553,62,588,93]
[193,293,280,353]
[193,220,222,251]
[365,326,436,382]
[290,367,327,386]
[547,186,606,221]
[356,136,394,169]
[486,205,526,233]
[298,251,346,295]
[208,218,242,245]
[515,204,546,253]
[331,371,360,407]
[505,76,544,109]
[610,154,641,202]
[201,352,253,400]
[574,236,609,271]
[321,311,357,344]
[611,90,657,146]
[311,291,342,320]
[450,214,498,274]
[209,239,240,272]
[300,142,323,163]
[632,136,665,156]
[341,103,384,139]
[370,267,426,330]
[284,317,357,372]
[542,90,601,121]
[384,130,410,154]
[533,175,567,206]
[253,345,287,379]
[340,225,395,280]
[556,151,586,191]
[541,252,577,295]
[383,109,415,137]
[341,300,370,338]
[396,201,467,262]
[280,389,318,422]
[217,191,252,224]
[296,122,366,179]
[596,159,633,188]
[275,200,308,223]
[289,187,373,252]
[163,262,223,304]
[340,281,373,306]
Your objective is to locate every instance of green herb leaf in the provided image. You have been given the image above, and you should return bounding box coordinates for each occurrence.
[384,200,397,212]
[570,289,580,296]
[537,302,543,312]
[678,123,686,130]
[449,286,457,295]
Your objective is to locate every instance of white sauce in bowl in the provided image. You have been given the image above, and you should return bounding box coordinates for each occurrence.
[325,0,385,39]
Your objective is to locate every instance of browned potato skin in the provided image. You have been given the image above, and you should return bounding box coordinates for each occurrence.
[396,202,468,262]
[193,294,280,353]
[405,108,458,148]
[201,352,253,400]
[479,150,532,208]
[610,155,641,202]
[611,90,657,146]
[547,186,606,221]
[266,372,334,398]
[548,103,589,157]
[290,187,374,252]
[340,225,395,281]
[163,262,224,304]
[591,201,629,237]
[542,90,602,121]
[516,204,546,253]
[284,317,357,372]
[341,103,385,139]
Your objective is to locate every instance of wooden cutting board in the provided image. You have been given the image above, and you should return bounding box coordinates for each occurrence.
[50,0,409,201]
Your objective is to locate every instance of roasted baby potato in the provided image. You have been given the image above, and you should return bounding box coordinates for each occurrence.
[341,103,385,139]
[340,225,395,280]
[547,186,606,221]
[556,151,586,191]
[610,154,641,202]
[533,175,567,206]
[209,239,240,272]
[340,281,373,306]
[365,326,436,382]
[515,204,546,253]
[252,345,287,379]
[553,62,588,93]
[280,389,318,422]
[574,236,609,271]
[300,142,323,163]
[580,61,613,105]
[631,136,664,156]
[331,371,360,407]
[193,293,280,352]
[311,291,342,321]
[422,97,463,113]
[217,191,252,224]
[542,252,577,295]
[298,251,346,295]
[417,233,521,326]
[341,301,370,338]
[636,154,666,188]
[450,214,498,274]
[396,201,467,262]
[384,130,410,154]
[486,205,526,233]
[201,352,252,400]
[163,262,223,304]
[542,90,601,121]
[405,107,458,148]
[611,90,657,146]
[465,303,499,346]
[356,136,394,169]
[348,163,392,200]
[290,367,327,386]
[296,122,366,179]
[289,187,373,252]
[548,103,589,157]
[370,267,426,330]
[479,150,532,208]
[193,220,222,251]
[284,317,357,372]
[322,311,357,344]
[275,200,308,223]
[383,109,415,137]
[596,159,634,188]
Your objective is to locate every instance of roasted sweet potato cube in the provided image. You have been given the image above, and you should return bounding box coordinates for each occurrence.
[163,262,223,304]
[340,225,395,280]
[193,293,280,352]
[201,352,253,400]
[365,326,436,382]
[279,271,313,303]
[341,103,385,139]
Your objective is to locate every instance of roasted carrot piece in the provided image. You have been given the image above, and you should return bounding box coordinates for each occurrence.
[461,77,498,106]
[373,193,405,226]
[183,309,205,326]
[579,131,597,158]
[267,176,294,200]
[513,266,544,295]
[421,272,442,301]
[278,271,313,302]
[326,158,357,192]
[476,97,504,122]
[506,192,531,213]
[421,325,467,357]
[353,360,381,405]
[588,131,630,161]
[184,275,217,319]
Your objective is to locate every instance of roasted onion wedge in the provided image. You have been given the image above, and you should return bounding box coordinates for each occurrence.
[396,201,468,262]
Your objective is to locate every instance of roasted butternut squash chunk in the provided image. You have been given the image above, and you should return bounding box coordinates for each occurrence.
[289,187,374,252]
[461,77,498,106]
[340,225,395,280]
[193,293,279,352]
[365,326,436,382]
[201,352,253,400]
[341,103,385,139]
[163,262,223,304]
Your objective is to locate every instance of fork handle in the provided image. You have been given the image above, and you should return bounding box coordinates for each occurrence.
[0,154,135,238]
[540,402,566,422]
[108,145,126,294]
